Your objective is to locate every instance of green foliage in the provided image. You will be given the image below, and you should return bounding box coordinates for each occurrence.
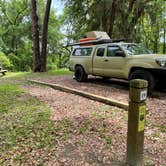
[0,52,13,70]
[7,53,21,71]
[135,0,166,53]
[0,0,65,71]
[8,52,32,71]
[63,0,166,53]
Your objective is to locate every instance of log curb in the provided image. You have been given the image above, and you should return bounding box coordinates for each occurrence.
[28,79,129,110]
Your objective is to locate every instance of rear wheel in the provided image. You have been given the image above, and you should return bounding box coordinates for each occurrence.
[74,66,87,82]
[102,77,110,81]
[155,79,166,90]
[129,70,155,91]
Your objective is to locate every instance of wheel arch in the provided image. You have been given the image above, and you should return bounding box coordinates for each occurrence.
[75,64,87,73]
[128,67,153,79]
[74,64,88,82]
[128,67,156,91]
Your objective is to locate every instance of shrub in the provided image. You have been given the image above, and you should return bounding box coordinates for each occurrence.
[8,53,32,71]
[8,53,21,71]
[0,52,13,70]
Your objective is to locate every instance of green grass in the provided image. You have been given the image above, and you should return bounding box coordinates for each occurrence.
[4,68,71,79]
[4,71,31,78]
[0,81,73,165]
[0,68,72,87]
[0,84,23,113]
[46,68,72,76]
[0,84,54,163]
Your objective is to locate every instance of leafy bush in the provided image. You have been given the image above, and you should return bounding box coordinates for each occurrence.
[8,53,21,70]
[47,63,58,71]
[8,53,32,71]
[0,52,13,70]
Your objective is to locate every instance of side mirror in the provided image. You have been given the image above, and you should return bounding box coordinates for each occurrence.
[115,51,126,57]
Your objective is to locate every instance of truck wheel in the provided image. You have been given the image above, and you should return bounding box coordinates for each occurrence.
[102,77,110,80]
[75,66,87,82]
[155,79,166,90]
[129,70,155,91]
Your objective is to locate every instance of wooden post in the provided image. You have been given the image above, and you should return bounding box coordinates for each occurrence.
[127,79,148,166]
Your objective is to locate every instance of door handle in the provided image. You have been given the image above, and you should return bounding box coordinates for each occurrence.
[104,59,109,62]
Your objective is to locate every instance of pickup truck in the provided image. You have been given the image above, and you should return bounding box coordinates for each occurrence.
[69,42,166,90]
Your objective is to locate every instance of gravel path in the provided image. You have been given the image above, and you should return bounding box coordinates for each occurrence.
[23,75,166,165]
[33,75,166,127]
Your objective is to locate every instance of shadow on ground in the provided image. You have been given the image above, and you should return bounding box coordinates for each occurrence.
[86,77,166,99]
[87,77,129,90]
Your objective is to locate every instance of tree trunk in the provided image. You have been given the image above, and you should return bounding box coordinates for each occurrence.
[163,27,166,54]
[108,0,116,38]
[40,0,52,72]
[31,0,41,72]
[101,1,108,33]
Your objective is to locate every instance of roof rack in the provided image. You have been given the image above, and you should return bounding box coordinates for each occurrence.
[67,38,125,47]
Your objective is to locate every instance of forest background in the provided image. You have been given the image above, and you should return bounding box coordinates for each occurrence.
[0,0,165,72]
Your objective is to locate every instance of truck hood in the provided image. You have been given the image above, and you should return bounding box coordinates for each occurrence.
[132,54,166,60]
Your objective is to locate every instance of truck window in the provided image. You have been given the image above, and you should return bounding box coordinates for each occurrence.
[73,48,82,56]
[107,46,122,57]
[82,48,93,56]
[96,47,105,57]
[73,48,92,56]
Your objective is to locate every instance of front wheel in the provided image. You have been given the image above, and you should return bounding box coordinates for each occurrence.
[129,70,155,91]
[74,66,87,82]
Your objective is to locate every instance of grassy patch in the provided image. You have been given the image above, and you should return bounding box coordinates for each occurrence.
[0,83,114,164]
[0,84,23,113]
[0,83,73,164]
[0,69,72,87]
[4,72,31,78]
[3,68,71,79]
[46,68,72,76]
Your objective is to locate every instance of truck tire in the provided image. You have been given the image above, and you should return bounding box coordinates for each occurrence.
[75,66,87,82]
[129,70,155,91]
[102,77,110,80]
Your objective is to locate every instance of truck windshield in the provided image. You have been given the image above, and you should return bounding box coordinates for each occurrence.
[121,44,152,55]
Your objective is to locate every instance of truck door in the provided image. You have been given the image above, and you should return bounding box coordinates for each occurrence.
[92,46,107,76]
[102,45,127,78]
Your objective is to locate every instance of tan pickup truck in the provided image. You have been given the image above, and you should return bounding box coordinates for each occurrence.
[69,42,166,90]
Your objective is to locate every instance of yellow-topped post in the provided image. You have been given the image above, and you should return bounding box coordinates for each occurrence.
[127,79,148,166]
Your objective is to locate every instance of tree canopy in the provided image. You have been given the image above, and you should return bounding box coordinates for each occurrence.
[0,0,165,71]
[63,0,166,53]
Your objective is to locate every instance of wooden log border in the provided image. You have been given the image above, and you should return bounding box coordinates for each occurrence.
[28,79,129,110]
